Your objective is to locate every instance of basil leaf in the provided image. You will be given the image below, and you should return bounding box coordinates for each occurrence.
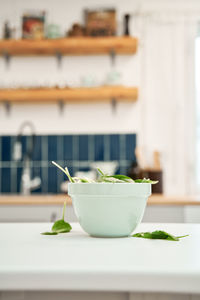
[41,201,72,236]
[133,230,189,241]
[106,175,134,182]
[52,219,72,233]
[151,230,179,241]
[98,176,122,183]
[133,232,152,239]
[41,232,58,235]
[52,162,159,185]
[98,175,134,183]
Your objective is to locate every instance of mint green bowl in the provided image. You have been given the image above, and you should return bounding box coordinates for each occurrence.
[68,183,151,238]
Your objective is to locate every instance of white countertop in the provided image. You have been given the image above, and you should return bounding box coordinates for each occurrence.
[0,222,200,293]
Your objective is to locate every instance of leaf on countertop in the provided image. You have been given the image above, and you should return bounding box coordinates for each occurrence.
[52,219,72,233]
[133,230,189,241]
[41,231,58,235]
[41,201,72,236]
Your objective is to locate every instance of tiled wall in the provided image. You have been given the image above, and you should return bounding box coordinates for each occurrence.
[0,134,136,194]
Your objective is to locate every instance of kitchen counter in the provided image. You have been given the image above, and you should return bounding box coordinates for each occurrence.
[0,222,200,298]
[0,194,199,206]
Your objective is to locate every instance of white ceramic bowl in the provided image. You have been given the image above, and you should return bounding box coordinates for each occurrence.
[68,183,151,237]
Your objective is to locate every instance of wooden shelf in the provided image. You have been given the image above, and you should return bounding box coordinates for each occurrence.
[0,86,138,103]
[0,37,138,56]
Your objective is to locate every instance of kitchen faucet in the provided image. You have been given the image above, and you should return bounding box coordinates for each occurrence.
[13,121,41,195]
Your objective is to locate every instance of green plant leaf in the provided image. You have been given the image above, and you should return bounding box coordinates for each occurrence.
[79,178,90,183]
[52,162,159,184]
[106,175,134,182]
[41,201,72,236]
[133,230,189,241]
[97,174,133,183]
[151,231,179,241]
[52,219,72,233]
[41,231,58,235]
[98,176,121,183]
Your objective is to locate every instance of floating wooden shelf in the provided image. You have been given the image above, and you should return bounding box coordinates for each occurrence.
[0,86,138,103]
[0,37,137,56]
[0,194,199,206]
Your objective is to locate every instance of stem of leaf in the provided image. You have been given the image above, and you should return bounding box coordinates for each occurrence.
[62,201,66,220]
[177,235,189,239]
[52,161,68,178]
[65,167,75,183]
[97,168,105,176]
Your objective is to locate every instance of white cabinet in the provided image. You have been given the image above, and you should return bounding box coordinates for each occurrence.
[142,206,185,223]
[0,204,200,223]
[0,205,77,223]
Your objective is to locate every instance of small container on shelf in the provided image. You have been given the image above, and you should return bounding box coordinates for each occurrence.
[22,11,46,39]
[3,21,12,39]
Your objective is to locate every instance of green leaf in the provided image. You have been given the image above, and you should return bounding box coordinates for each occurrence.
[41,231,58,235]
[97,174,134,183]
[98,176,120,183]
[52,162,158,184]
[151,230,179,241]
[132,230,189,241]
[133,232,152,239]
[41,201,72,236]
[106,175,134,182]
[52,219,72,233]
[134,179,158,184]
[79,178,90,183]
[51,201,72,233]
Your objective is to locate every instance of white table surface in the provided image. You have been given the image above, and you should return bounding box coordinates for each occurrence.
[0,222,200,293]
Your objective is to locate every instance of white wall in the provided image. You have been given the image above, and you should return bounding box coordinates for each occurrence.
[0,0,141,135]
[1,0,200,195]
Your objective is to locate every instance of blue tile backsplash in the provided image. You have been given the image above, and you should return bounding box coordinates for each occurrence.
[0,134,136,194]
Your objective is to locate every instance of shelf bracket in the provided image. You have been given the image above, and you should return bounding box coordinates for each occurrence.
[55,51,62,69]
[3,51,11,69]
[58,99,65,115]
[110,49,116,67]
[111,98,117,114]
[3,101,11,115]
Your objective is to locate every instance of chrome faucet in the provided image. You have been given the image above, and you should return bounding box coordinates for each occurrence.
[20,155,41,195]
[13,121,41,195]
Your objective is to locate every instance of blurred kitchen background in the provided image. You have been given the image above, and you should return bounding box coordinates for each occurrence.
[0,0,200,223]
